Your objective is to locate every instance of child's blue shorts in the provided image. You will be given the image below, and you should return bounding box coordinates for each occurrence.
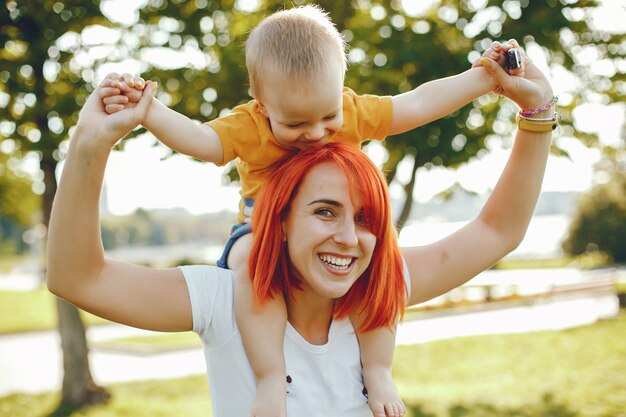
[216,222,252,269]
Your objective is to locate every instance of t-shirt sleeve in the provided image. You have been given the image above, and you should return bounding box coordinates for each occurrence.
[180,265,236,342]
[402,256,411,304]
[344,88,393,140]
[205,105,261,166]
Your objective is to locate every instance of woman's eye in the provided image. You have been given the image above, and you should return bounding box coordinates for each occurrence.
[286,123,303,128]
[324,114,336,120]
[315,208,333,217]
[355,211,369,225]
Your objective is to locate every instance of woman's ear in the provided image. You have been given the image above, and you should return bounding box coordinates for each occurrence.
[281,221,287,243]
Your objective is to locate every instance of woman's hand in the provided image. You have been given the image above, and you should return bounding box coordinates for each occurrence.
[74,74,155,150]
[476,40,554,112]
[100,73,146,114]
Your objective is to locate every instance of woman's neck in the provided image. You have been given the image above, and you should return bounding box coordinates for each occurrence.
[286,290,335,345]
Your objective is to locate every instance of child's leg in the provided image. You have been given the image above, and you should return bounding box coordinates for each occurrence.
[229,234,288,417]
[352,314,405,417]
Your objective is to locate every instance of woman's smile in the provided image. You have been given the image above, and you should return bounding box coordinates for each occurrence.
[318,253,355,274]
[282,161,377,300]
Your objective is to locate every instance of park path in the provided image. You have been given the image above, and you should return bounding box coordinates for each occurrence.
[0,324,206,396]
[0,268,620,397]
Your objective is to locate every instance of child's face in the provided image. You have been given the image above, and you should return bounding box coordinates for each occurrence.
[257,69,344,150]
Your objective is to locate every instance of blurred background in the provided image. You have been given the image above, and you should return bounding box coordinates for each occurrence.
[0,0,624,416]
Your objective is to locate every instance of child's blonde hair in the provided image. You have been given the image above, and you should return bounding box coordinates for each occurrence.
[245,4,347,98]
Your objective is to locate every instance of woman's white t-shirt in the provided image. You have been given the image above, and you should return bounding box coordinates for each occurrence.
[182,264,409,417]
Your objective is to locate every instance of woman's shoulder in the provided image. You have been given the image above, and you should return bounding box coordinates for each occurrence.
[180,264,233,279]
[180,265,234,299]
[179,265,236,337]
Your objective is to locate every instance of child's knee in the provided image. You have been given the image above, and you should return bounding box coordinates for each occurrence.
[228,233,253,273]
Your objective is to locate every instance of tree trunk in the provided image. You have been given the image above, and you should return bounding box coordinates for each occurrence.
[41,153,110,411]
[394,154,420,233]
[382,146,406,185]
[55,298,109,407]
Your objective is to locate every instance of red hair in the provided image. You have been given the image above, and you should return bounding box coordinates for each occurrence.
[249,143,406,332]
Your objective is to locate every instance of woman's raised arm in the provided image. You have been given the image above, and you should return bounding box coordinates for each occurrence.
[402,44,555,306]
[47,79,193,332]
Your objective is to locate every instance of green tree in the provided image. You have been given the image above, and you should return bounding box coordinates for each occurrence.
[126,0,622,230]
[0,0,114,410]
[324,0,622,229]
[0,151,40,254]
[563,147,626,263]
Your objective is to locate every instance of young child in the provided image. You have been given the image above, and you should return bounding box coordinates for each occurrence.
[101,6,504,417]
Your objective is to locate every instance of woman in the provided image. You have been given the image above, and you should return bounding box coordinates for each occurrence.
[47,42,555,417]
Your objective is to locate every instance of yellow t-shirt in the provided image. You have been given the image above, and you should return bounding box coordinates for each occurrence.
[207,87,393,223]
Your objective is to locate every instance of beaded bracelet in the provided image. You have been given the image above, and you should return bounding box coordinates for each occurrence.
[519,96,558,117]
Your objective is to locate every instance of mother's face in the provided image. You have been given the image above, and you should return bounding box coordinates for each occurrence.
[281,162,377,300]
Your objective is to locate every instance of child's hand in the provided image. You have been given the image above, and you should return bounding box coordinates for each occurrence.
[118,73,146,103]
[475,42,553,110]
[472,39,524,95]
[100,73,148,114]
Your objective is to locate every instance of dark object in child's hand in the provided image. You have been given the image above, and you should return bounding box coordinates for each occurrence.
[505,48,522,70]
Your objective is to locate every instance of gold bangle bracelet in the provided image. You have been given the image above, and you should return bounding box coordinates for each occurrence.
[516,112,560,133]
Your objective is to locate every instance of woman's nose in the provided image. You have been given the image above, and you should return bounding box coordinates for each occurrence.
[333,218,358,247]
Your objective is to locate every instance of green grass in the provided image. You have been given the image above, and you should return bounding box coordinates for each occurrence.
[93,332,201,352]
[0,254,29,273]
[0,287,191,350]
[0,287,108,334]
[494,253,610,270]
[495,257,573,269]
[1,312,625,417]
[394,311,626,417]
[0,375,211,417]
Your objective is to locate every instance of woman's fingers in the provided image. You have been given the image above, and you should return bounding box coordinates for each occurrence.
[473,40,507,69]
[480,53,551,109]
[113,73,145,102]
[101,72,123,84]
[474,38,552,108]
[103,95,129,106]
[104,81,155,141]
[105,104,124,114]
[102,96,128,114]
[479,57,514,93]
[99,86,121,99]
[101,87,129,114]
[99,77,120,89]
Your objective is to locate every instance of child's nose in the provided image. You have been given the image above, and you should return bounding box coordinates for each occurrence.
[305,124,326,140]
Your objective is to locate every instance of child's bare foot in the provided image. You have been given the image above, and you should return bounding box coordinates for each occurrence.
[250,374,287,417]
[364,366,405,417]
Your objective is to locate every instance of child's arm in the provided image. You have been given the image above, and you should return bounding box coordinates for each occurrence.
[102,74,224,164]
[388,42,519,136]
[389,66,496,135]
[143,99,225,164]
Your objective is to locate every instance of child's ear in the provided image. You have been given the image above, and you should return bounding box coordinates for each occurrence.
[256,101,268,118]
